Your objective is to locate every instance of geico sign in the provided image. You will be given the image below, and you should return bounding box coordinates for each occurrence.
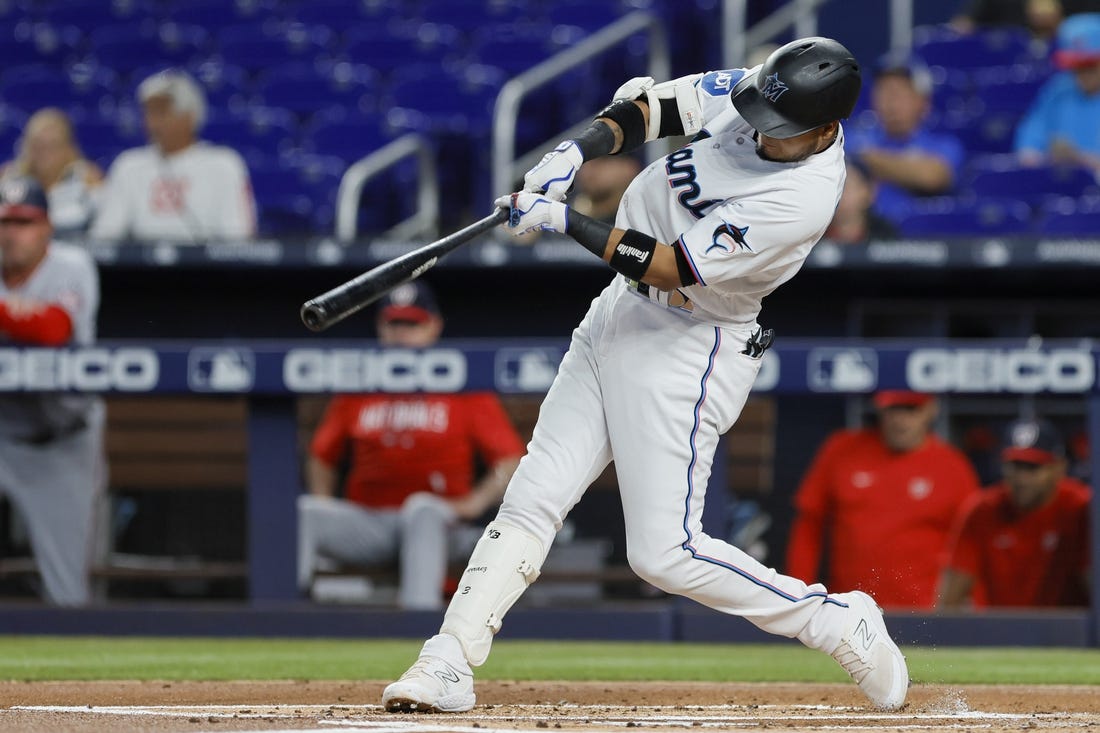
[284,348,467,392]
[0,348,159,391]
[907,349,1094,393]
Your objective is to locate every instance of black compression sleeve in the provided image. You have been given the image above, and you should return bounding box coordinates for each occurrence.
[572,121,616,160]
[673,242,698,286]
[565,210,614,258]
[595,99,647,153]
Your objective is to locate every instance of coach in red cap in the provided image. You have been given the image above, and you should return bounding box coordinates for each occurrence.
[0,175,104,607]
[940,418,1092,608]
[787,389,982,609]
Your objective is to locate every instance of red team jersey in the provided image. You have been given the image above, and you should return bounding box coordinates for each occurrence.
[310,393,525,509]
[787,429,982,608]
[944,478,1091,607]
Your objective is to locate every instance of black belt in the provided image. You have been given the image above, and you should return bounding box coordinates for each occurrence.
[626,278,650,297]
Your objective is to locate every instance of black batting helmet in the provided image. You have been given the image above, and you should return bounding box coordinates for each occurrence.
[731,37,861,139]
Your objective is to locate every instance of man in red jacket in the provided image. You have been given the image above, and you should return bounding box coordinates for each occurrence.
[787,390,981,608]
[297,282,525,609]
[939,417,1091,608]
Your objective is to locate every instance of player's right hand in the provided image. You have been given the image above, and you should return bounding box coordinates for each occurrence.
[522,141,583,201]
[495,192,569,236]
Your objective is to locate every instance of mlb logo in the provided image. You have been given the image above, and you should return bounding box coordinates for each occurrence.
[808,348,878,392]
[188,347,255,392]
[494,348,564,393]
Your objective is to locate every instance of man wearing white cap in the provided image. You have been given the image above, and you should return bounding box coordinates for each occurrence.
[91,69,256,243]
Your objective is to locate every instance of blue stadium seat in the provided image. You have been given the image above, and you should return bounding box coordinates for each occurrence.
[165,0,281,31]
[302,113,395,161]
[0,64,116,113]
[217,23,334,73]
[187,61,251,110]
[247,154,315,236]
[0,20,81,65]
[89,23,210,73]
[896,197,1033,236]
[970,64,1052,115]
[546,0,628,31]
[388,64,504,134]
[286,0,407,30]
[966,161,1100,200]
[256,62,379,118]
[201,106,298,160]
[40,0,157,34]
[470,23,575,74]
[934,110,1020,155]
[0,104,27,160]
[1037,196,1100,235]
[419,0,528,34]
[913,26,1037,71]
[72,114,141,164]
[343,22,462,75]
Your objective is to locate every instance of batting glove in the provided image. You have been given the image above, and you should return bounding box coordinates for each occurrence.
[522,141,583,201]
[495,192,569,236]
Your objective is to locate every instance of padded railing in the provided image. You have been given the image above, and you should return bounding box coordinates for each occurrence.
[335,133,439,243]
[490,11,670,200]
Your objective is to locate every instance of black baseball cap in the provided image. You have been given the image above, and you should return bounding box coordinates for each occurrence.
[0,176,49,222]
[377,281,440,324]
[1001,418,1065,465]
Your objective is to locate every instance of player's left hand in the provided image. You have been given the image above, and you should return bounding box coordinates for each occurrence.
[494,192,568,236]
[523,141,583,201]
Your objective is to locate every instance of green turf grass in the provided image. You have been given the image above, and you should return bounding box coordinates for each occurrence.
[0,638,1095,684]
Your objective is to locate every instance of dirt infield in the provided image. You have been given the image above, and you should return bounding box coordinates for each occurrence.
[0,681,1096,732]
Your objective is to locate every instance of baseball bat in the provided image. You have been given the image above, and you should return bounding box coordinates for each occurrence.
[301,207,510,332]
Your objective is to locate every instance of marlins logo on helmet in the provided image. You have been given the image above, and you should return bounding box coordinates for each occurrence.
[707,221,752,254]
[760,73,790,102]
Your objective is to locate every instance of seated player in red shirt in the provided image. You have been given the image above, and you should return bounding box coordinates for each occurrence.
[938,417,1091,609]
[297,282,525,609]
[787,390,982,609]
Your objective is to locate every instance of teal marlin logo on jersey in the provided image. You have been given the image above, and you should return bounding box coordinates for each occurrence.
[761,73,789,103]
[665,148,721,219]
[706,221,751,254]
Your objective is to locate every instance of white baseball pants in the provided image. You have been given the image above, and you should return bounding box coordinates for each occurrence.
[495,278,845,652]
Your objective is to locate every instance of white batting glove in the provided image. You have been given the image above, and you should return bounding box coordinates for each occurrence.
[495,192,569,236]
[522,141,583,201]
[612,75,655,101]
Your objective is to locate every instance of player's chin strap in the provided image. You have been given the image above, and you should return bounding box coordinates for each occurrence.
[440,520,545,667]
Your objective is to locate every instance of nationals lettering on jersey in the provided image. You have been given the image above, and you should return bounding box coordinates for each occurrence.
[613,66,847,331]
[357,400,450,433]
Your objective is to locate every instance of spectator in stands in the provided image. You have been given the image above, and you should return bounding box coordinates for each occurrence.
[570,156,643,225]
[824,158,898,244]
[951,0,1066,42]
[91,69,256,244]
[1014,13,1100,172]
[297,281,525,609]
[845,52,966,224]
[0,108,103,238]
[0,176,104,606]
[939,417,1091,608]
[787,390,982,609]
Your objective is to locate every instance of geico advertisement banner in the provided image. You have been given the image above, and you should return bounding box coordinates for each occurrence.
[0,344,1094,394]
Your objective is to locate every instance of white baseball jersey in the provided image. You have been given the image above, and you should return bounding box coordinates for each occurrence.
[615,67,846,330]
[90,142,256,243]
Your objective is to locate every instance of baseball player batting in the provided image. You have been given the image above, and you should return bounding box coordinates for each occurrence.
[384,38,909,713]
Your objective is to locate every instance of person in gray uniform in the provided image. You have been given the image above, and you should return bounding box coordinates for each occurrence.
[0,176,104,606]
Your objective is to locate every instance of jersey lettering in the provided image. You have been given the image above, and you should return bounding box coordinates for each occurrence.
[699,69,745,96]
[665,148,721,220]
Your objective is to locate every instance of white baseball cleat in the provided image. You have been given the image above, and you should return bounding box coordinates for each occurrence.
[828,591,909,710]
[382,635,475,713]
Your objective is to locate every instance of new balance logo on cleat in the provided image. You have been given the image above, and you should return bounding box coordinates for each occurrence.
[853,618,877,650]
[434,668,460,684]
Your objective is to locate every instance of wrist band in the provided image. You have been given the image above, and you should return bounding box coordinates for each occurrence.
[608,228,657,280]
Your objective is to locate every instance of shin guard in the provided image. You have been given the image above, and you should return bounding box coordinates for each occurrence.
[440,521,545,666]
